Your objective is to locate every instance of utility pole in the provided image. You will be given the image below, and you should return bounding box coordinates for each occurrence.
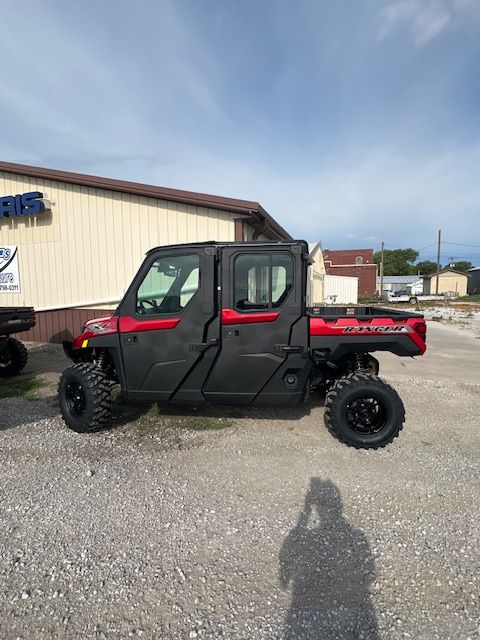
[380,241,384,298]
[435,229,441,295]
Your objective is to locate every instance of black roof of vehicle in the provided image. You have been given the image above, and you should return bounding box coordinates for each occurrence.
[146,240,308,256]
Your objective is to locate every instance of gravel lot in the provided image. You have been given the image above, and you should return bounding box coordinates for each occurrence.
[0,322,479,640]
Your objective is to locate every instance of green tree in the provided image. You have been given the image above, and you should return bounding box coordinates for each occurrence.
[373,248,419,276]
[415,260,437,275]
[447,260,474,272]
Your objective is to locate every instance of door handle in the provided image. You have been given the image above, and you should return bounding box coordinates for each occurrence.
[189,338,219,352]
[123,335,138,344]
[274,344,304,354]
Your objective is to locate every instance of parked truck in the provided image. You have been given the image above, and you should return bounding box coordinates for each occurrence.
[0,307,35,376]
[386,290,445,304]
[59,241,427,449]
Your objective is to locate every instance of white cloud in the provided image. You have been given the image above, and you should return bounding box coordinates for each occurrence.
[378,0,451,45]
[412,2,451,44]
[125,141,480,255]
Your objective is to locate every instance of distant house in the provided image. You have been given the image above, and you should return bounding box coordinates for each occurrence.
[423,269,468,297]
[378,275,424,295]
[467,267,480,295]
[323,248,377,296]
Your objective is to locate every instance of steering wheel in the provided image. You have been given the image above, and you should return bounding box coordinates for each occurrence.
[137,299,159,315]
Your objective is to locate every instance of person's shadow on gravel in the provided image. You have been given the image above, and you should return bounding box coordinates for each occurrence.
[279,478,379,639]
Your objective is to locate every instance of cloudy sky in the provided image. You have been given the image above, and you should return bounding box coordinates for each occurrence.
[1,0,480,264]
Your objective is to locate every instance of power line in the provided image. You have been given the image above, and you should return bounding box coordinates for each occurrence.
[415,242,438,252]
[442,241,480,249]
[417,251,479,260]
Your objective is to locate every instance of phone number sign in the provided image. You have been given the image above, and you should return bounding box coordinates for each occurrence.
[0,246,21,293]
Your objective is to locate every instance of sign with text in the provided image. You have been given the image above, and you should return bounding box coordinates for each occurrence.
[0,246,21,293]
[0,191,50,218]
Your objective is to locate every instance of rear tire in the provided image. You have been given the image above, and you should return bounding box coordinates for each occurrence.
[58,363,112,432]
[0,338,28,377]
[324,374,405,449]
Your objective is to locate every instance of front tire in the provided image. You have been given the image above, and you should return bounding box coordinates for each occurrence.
[324,374,405,448]
[58,363,112,432]
[0,338,28,377]
[409,296,418,304]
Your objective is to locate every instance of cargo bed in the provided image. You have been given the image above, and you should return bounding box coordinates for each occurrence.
[0,307,36,336]
[308,305,424,320]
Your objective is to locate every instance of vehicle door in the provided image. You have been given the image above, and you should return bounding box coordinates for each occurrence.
[117,246,218,402]
[203,243,311,406]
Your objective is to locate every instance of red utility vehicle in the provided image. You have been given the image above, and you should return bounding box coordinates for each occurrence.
[59,241,426,448]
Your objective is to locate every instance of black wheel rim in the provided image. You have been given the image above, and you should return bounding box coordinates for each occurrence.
[0,349,12,368]
[65,381,87,417]
[346,395,388,434]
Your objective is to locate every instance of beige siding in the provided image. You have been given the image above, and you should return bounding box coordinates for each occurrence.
[0,171,237,309]
[426,272,468,296]
[310,272,324,305]
[307,247,326,305]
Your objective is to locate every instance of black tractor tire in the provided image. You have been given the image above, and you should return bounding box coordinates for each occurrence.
[58,363,112,433]
[0,338,29,377]
[409,296,418,304]
[324,374,405,449]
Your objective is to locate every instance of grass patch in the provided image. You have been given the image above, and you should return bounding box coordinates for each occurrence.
[181,417,234,431]
[457,294,480,302]
[0,376,49,400]
[358,295,381,304]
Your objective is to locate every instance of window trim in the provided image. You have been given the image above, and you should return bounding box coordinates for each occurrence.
[232,251,294,313]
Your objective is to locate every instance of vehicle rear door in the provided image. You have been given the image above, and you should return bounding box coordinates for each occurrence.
[203,242,311,406]
[117,246,219,402]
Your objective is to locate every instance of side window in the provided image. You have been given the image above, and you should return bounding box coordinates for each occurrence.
[272,253,293,308]
[234,253,293,311]
[136,254,200,315]
[234,254,269,310]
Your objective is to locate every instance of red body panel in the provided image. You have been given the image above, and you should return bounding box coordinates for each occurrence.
[71,314,181,349]
[221,309,279,325]
[119,316,180,333]
[72,316,118,349]
[310,316,427,355]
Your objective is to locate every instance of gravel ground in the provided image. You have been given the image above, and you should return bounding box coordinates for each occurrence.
[0,324,479,640]
[420,304,480,337]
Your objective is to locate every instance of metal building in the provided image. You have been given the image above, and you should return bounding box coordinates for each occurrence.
[0,161,290,342]
[467,267,480,295]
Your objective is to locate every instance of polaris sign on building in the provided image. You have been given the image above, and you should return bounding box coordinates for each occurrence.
[0,191,51,218]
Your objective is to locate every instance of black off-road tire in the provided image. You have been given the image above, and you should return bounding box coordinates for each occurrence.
[324,374,405,449]
[409,296,418,304]
[0,338,28,377]
[58,363,112,433]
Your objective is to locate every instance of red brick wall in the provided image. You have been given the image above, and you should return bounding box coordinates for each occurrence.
[323,248,374,265]
[323,249,378,296]
[327,265,377,296]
